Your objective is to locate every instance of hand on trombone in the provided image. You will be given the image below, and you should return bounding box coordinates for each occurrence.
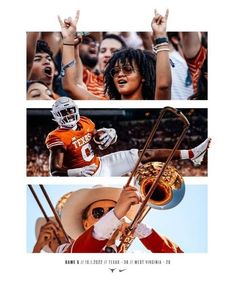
[114,186,143,220]
[33,220,66,253]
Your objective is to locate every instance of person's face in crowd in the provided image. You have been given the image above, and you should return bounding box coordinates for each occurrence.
[30,53,57,89]
[27,82,53,100]
[78,36,98,69]
[82,200,116,230]
[112,60,144,99]
[98,38,123,73]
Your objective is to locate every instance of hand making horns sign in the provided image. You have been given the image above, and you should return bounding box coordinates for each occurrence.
[58,10,80,40]
[151,9,169,38]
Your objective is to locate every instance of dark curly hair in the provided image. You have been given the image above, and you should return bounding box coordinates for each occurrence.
[36,40,59,71]
[36,40,53,57]
[35,40,65,94]
[104,48,156,100]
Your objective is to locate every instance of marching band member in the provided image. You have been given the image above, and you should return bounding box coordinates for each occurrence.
[34,186,183,253]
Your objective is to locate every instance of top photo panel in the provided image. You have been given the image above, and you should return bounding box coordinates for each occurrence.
[27,11,207,101]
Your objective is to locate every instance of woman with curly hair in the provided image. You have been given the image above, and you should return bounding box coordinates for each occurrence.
[59,9,171,100]
[104,48,157,100]
[103,9,171,100]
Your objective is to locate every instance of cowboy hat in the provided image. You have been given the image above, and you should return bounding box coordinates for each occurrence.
[60,186,140,240]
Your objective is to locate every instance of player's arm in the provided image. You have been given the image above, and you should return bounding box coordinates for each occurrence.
[49,146,68,176]
[49,146,97,177]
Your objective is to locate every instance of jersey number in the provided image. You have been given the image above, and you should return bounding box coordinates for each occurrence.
[81,144,94,161]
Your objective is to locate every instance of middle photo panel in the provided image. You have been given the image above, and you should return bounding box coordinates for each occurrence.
[27,105,209,178]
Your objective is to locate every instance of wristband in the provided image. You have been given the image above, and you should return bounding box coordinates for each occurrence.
[61,60,76,77]
[134,223,152,239]
[63,43,75,46]
[154,37,168,45]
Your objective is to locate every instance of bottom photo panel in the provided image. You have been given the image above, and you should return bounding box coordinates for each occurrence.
[27,183,207,254]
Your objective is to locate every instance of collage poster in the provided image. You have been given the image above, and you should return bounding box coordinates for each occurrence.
[1,0,234,291]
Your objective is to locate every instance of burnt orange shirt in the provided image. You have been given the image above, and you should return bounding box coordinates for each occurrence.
[52,92,60,100]
[83,68,109,100]
[45,116,100,169]
[185,46,207,94]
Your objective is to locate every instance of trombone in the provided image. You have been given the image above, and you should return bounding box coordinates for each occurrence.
[117,107,190,252]
[28,184,71,245]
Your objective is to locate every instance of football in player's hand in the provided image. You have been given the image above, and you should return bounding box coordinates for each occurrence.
[93,130,106,144]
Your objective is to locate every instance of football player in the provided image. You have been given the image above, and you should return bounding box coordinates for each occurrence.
[45,96,211,177]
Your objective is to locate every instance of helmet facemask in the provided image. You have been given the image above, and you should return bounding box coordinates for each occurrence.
[51,97,80,128]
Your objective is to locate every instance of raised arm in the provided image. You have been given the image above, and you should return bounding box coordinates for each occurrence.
[41,32,62,57]
[74,40,86,87]
[137,32,153,50]
[180,32,201,58]
[58,10,100,100]
[27,32,41,78]
[151,9,171,100]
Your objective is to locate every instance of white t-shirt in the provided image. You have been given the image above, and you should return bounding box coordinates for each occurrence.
[170,50,194,100]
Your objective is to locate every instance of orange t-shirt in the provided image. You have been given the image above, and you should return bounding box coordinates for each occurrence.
[45,116,100,169]
[185,45,207,94]
[83,68,109,100]
[52,92,60,100]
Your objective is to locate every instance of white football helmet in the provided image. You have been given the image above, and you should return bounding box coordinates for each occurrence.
[51,97,80,128]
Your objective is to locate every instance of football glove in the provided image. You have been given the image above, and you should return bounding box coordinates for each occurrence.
[67,163,97,177]
[96,128,117,150]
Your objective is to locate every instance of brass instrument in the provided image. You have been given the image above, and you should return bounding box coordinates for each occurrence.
[28,184,71,244]
[134,161,185,210]
[117,107,190,252]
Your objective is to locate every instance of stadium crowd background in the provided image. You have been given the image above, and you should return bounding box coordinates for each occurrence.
[27,30,207,100]
[27,108,208,177]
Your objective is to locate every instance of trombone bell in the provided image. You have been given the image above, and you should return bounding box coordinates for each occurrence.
[134,162,185,210]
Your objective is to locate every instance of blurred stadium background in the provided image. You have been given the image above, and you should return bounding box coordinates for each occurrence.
[27,108,208,176]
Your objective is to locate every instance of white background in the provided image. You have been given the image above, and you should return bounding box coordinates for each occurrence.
[0,0,234,291]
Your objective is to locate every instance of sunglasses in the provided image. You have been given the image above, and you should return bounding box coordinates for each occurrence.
[92,207,114,219]
[110,65,138,78]
[81,36,97,45]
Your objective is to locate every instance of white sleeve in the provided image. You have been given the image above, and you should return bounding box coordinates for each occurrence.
[56,243,71,253]
[93,209,122,240]
[134,222,153,239]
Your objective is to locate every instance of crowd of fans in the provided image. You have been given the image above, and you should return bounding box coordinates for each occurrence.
[27,10,207,100]
[27,108,208,177]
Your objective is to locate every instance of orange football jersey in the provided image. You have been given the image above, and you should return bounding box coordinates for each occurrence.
[45,116,100,169]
